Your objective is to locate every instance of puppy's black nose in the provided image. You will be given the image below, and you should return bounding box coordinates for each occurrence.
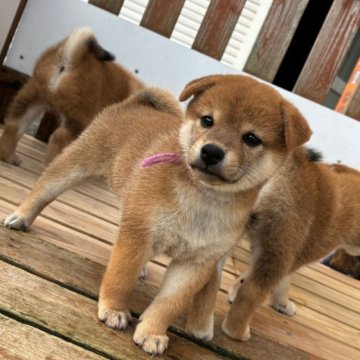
[200,144,225,166]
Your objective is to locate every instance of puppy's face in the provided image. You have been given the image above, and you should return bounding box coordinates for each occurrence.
[179,75,311,192]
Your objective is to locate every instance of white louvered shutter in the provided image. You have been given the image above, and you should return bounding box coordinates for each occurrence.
[84,0,273,71]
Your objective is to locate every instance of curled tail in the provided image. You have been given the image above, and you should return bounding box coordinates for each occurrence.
[63,27,115,66]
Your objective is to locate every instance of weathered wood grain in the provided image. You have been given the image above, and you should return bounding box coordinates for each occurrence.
[0,314,105,360]
[0,259,230,360]
[346,85,360,121]
[88,0,125,15]
[244,0,310,82]
[141,0,185,38]
[294,0,360,104]
[192,0,246,60]
[0,225,349,360]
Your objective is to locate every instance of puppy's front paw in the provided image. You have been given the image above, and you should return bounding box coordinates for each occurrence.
[221,318,251,341]
[272,299,296,316]
[98,305,132,330]
[133,323,169,355]
[3,212,29,231]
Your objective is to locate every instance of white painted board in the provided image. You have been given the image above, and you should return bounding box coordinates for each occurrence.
[4,0,360,169]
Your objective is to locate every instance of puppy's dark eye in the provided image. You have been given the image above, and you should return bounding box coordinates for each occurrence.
[200,115,214,128]
[243,133,262,147]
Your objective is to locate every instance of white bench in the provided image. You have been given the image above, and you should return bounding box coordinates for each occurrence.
[4,0,360,168]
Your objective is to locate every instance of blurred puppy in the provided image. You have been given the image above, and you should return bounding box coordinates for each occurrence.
[223,152,360,341]
[4,75,311,354]
[0,27,143,165]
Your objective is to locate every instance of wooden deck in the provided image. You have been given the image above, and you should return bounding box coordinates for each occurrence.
[0,128,359,360]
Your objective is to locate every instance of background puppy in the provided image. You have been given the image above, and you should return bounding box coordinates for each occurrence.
[4,75,311,355]
[223,149,360,341]
[0,27,143,165]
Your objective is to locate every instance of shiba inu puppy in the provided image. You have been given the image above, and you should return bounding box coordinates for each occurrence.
[4,74,311,354]
[0,27,143,165]
[223,152,360,341]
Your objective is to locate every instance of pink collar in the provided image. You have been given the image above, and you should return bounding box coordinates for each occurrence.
[141,152,182,167]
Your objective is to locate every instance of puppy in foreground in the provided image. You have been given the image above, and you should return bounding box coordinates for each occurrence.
[4,75,311,355]
[0,27,143,165]
[222,154,360,341]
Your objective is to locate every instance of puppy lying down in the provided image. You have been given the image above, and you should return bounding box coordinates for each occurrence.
[4,75,311,355]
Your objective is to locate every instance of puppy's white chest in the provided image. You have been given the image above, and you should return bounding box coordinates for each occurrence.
[150,193,242,261]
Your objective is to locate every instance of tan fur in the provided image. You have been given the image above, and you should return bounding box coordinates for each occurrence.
[222,153,360,341]
[0,27,143,166]
[4,75,311,355]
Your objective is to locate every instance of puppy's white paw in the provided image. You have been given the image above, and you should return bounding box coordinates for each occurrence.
[221,320,251,342]
[133,325,169,355]
[3,212,29,231]
[98,306,132,330]
[186,314,214,341]
[272,299,296,316]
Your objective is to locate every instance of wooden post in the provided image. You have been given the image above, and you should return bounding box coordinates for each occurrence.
[192,0,246,60]
[244,0,310,82]
[0,0,27,65]
[141,0,185,38]
[88,0,125,15]
[293,0,360,104]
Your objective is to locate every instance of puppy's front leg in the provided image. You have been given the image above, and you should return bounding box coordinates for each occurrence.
[133,260,216,355]
[271,275,296,316]
[185,256,226,341]
[98,226,149,331]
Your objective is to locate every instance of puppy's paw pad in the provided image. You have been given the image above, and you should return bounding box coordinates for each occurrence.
[3,213,28,231]
[272,300,296,316]
[133,331,169,355]
[98,307,132,330]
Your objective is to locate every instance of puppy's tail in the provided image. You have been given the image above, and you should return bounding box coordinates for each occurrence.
[134,87,183,118]
[62,27,115,66]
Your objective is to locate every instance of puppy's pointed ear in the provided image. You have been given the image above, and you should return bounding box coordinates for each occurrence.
[282,101,312,150]
[179,75,223,101]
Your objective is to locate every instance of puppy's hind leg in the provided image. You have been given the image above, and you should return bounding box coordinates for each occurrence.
[45,125,74,165]
[271,275,296,316]
[4,134,102,231]
[0,81,44,165]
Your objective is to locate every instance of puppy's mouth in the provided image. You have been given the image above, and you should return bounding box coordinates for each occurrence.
[190,164,233,183]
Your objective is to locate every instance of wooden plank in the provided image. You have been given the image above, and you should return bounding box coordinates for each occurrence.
[192,0,246,60]
[0,162,119,225]
[0,314,105,360]
[0,0,27,65]
[0,261,227,360]
[0,226,317,360]
[140,0,185,38]
[88,0,125,15]
[0,176,117,243]
[294,0,360,104]
[244,0,310,82]
[0,199,112,265]
[346,85,360,121]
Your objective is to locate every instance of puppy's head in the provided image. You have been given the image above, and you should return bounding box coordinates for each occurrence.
[179,74,311,192]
